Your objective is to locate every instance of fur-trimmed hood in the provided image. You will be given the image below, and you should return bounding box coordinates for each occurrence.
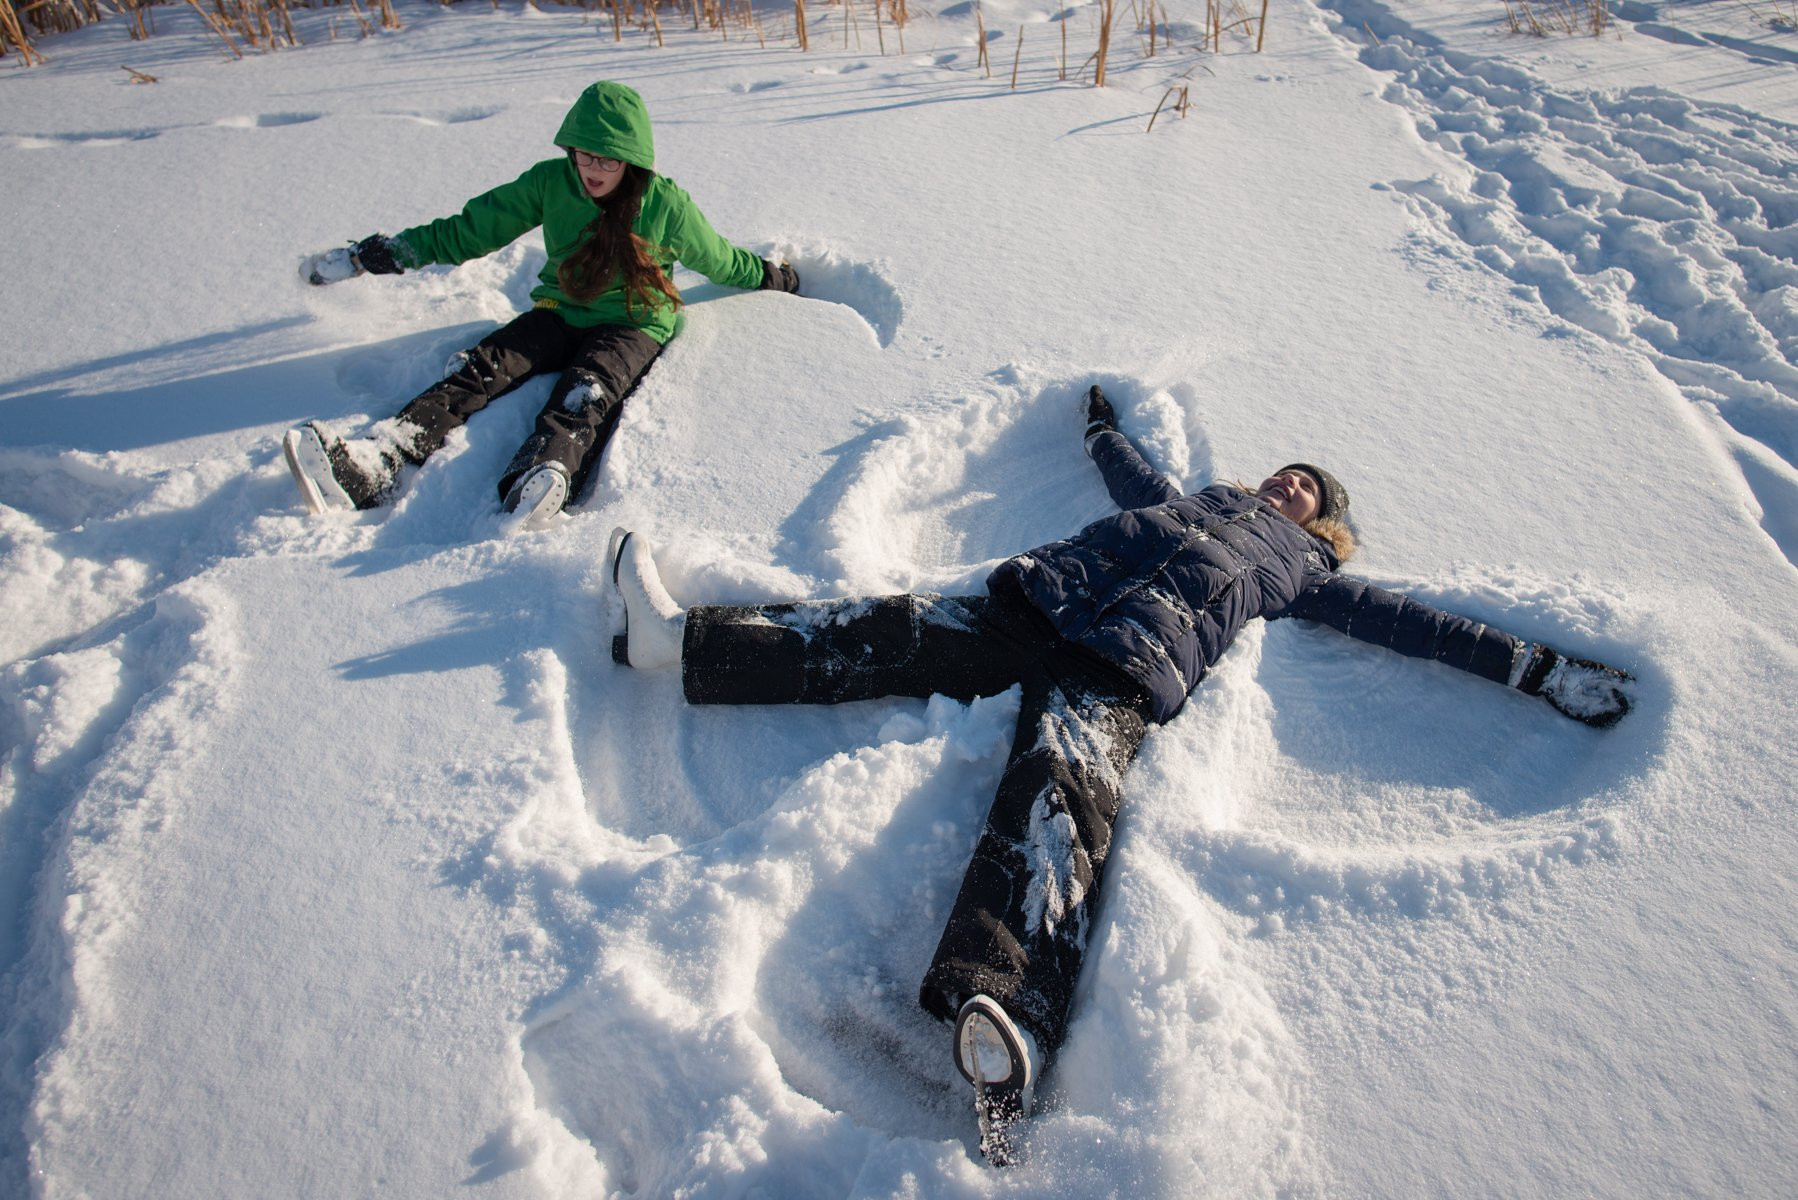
[1305,515,1357,563]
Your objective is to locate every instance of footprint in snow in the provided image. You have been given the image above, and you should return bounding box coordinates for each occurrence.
[215,112,323,129]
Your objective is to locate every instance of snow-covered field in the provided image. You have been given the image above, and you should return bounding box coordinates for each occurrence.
[3,0,1797,1194]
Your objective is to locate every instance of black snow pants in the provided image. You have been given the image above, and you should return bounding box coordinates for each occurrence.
[680,587,1155,1054]
[395,305,663,503]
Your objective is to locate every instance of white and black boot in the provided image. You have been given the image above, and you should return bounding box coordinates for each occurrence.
[282,421,403,514]
[500,462,569,533]
[608,527,685,669]
[954,994,1040,1167]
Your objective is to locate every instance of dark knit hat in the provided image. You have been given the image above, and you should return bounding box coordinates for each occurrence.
[1276,463,1349,522]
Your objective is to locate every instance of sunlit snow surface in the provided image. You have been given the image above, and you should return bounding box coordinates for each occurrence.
[2,1,1797,1196]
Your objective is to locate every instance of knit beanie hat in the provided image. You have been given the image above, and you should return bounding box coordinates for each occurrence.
[1277,463,1350,522]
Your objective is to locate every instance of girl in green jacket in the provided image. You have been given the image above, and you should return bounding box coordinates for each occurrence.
[285,81,800,529]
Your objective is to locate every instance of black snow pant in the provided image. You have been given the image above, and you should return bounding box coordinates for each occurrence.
[680,588,1155,1054]
[394,305,663,504]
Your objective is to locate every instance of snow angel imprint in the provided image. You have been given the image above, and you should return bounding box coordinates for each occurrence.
[284,80,801,529]
[603,385,1636,1167]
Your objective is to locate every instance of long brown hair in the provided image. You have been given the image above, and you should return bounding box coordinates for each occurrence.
[557,162,684,318]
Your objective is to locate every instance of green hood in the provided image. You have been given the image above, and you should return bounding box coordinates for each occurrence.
[555,81,655,169]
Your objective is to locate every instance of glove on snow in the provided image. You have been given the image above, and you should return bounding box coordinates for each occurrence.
[1084,385,1118,446]
[1514,644,1634,728]
[759,258,801,294]
[352,234,406,276]
[300,246,363,286]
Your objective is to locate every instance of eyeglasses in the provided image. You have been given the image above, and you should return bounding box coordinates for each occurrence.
[571,150,624,173]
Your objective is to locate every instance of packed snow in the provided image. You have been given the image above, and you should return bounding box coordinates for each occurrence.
[3,0,1797,1195]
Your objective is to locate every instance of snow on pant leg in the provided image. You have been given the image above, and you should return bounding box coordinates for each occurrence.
[917,670,1151,1052]
[497,323,663,502]
[394,307,582,461]
[681,595,1028,707]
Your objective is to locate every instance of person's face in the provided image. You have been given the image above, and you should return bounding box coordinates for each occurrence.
[572,150,627,199]
[1257,469,1322,525]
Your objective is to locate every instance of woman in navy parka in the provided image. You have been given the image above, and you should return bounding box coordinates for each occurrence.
[606,386,1634,1164]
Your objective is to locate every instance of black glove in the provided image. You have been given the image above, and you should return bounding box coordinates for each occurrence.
[1515,644,1634,728]
[759,258,801,294]
[352,233,406,276]
[1084,385,1117,444]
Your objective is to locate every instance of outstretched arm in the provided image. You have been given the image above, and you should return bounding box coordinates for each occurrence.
[300,163,550,285]
[1083,385,1181,511]
[1288,575,1634,727]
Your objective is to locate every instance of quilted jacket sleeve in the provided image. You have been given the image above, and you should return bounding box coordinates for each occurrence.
[1088,429,1182,511]
[1284,574,1523,684]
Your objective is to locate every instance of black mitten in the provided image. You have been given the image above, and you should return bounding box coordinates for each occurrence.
[1085,385,1117,445]
[759,259,801,294]
[353,234,406,276]
[1515,644,1634,728]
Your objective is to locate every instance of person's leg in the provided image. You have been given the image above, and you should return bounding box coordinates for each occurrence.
[680,594,1037,707]
[396,307,582,462]
[497,324,663,503]
[919,665,1152,1054]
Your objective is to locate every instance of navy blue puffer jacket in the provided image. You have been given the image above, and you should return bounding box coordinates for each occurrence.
[989,431,1522,722]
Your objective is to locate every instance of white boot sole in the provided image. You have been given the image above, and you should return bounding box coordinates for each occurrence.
[500,465,568,533]
[283,426,354,515]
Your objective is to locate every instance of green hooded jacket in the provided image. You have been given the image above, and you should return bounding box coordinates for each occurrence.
[390,82,763,344]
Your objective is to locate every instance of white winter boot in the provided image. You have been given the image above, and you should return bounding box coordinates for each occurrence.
[282,421,404,514]
[500,462,570,533]
[608,527,685,669]
[953,994,1040,1167]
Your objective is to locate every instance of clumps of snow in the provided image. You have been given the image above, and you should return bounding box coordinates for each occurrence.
[2,646,126,777]
[558,375,605,413]
[0,501,152,665]
[507,688,1017,1194]
[1363,32,1798,565]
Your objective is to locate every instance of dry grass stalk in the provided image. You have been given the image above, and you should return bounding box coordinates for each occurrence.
[975,2,989,77]
[186,0,243,56]
[1504,0,1612,37]
[794,0,806,48]
[1256,0,1267,50]
[2,0,46,62]
[1059,14,1066,80]
[118,0,156,40]
[1009,22,1021,86]
[1145,82,1188,131]
[1738,1,1797,31]
[122,63,159,80]
[1094,0,1114,86]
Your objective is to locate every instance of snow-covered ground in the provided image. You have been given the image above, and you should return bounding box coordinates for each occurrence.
[3,0,1797,1194]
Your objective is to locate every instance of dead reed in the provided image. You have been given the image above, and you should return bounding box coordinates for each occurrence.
[1146,82,1189,131]
[4,0,1269,93]
[1094,0,1114,86]
[1502,0,1613,37]
[0,0,47,63]
[4,0,414,61]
